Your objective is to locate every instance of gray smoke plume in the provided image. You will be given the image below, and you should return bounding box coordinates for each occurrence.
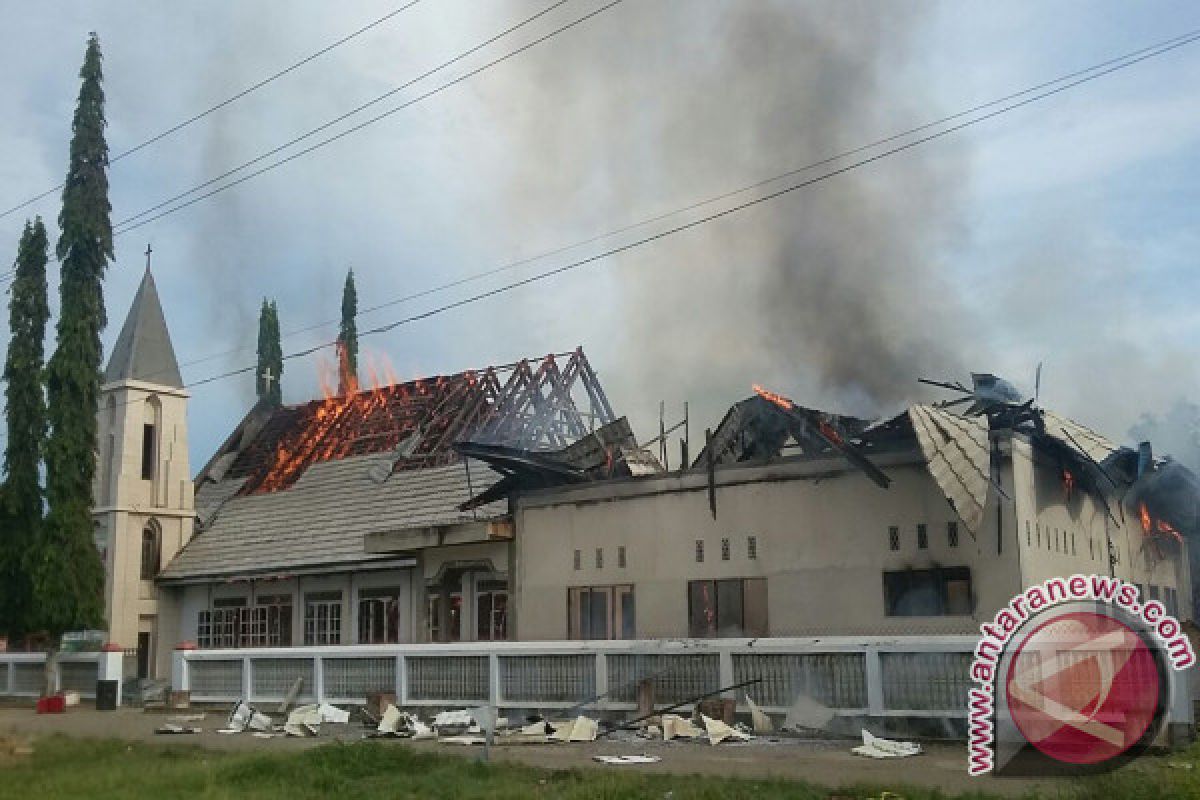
[481,1,977,429]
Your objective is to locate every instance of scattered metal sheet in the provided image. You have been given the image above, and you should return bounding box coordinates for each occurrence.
[701,714,752,746]
[661,715,704,741]
[851,729,922,759]
[550,716,599,742]
[278,677,304,714]
[593,754,662,765]
[155,723,201,735]
[744,695,774,734]
[908,404,990,538]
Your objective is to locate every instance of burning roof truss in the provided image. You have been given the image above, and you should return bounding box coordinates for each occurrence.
[212,348,615,495]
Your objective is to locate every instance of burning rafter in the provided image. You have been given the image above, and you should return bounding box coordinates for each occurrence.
[230,348,615,495]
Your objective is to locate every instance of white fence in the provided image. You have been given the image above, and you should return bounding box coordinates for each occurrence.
[3,636,1192,740]
[174,636,978,721]
[0,652,101,698]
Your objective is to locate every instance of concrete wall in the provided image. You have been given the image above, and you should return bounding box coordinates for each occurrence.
[512,451,1026,641]
[93,380,194,674]
[1010,437,1188,613]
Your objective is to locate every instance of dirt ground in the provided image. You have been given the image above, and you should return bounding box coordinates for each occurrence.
[0,706,1053,797]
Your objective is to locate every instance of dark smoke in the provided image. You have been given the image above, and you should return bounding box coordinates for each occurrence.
[483,1,977,427]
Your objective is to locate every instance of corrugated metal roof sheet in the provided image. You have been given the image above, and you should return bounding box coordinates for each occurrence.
[1041,411,1118,463]
[163,457,505,580]
[909,404,991,538]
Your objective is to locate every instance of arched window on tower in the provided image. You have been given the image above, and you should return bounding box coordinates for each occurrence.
[141,396,161,481]
[140,520,161,580]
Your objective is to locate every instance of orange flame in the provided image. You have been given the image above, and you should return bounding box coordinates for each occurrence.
[1138,501,1185,545]
[753,384,794,411]
[1062,468,1076,500]
[251,351,423,493]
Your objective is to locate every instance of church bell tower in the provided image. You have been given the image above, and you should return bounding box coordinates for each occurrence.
[94,250,193,679]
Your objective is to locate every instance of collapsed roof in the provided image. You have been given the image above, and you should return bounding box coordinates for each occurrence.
[166,349,617,581]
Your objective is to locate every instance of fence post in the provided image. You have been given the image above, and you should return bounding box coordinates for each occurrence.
[718,646,735,698]
[594,653,608,711]
[488,653,502,707]
[242,655,254,702]
[172,642,195,696]
[396,654,407,705]
[313,656,325,704]
[865,647,885,715]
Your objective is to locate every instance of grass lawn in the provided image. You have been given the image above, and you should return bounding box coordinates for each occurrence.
[0,735,1198,799]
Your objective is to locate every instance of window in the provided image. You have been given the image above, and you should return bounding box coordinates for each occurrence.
[1165,587,1180,617]
[721,538,731,561]
[695,540,704,563]
[747,536,757,560]
[1071,532,1076,556]
[595,548,603,569]
[1036,523,1041,548]
[427,594,441,642]
[238,594,292,647]
[304,591,342,646]
[917,524,928,550]
[888,526,899,551]
[476,580,508,641]
[568,585,635,640]
[947,522,959,548]
[1089,537,1094,560]
[687,578,768,638]
[140,522,161,580]
[358,587,402,644]
[141,423,156,480]
[883,568,972,616]
[198,596,246,648]
[1149,585,1161,602]
[1026,521,1031,546]
[618,545,626,568]
[573,550,581,570]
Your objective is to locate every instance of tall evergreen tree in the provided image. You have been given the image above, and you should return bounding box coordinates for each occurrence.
[256,298,283,406]
[337,269,358,394]
[0,219,50,640]
[267,301,283,405]
[33,34,111,651]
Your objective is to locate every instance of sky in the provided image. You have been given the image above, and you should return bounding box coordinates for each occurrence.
[0,0,1197,472]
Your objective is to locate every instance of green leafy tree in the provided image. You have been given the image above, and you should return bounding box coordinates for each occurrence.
[256,298,283,405]
[0,219,50,640]
[337,269,358,394]
[34,34,111,670]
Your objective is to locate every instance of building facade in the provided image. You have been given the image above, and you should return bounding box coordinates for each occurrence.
[94,267,194,678]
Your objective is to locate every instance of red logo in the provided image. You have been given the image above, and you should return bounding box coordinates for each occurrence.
[1005,611,1162,765]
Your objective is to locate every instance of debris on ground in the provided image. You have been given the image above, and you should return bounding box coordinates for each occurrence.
[851,729,922,759]
[155,722,201,735]
[550,716,598,742]
[660,714,704,741]
[278,677,305,714]
[701,714,753,746]
[593,754,662,765]
[745,695,774,734]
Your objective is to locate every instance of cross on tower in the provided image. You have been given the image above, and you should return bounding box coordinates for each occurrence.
[260,366,275,390]
[144,243,152,270]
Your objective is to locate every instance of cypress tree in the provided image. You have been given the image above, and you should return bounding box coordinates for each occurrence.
[337,269,358,394]
[267,301,283,405]
[0,219,50,640]
[256,298,283,406]
[33,34,111,654]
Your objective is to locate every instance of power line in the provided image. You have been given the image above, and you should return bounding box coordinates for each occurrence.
[177,26,1200,392]
[1,22,1195,410]
[0,1,424,223]
[148,25,1200,373]
[112,0,623,235]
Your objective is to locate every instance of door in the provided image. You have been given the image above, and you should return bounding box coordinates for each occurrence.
[136,632,151,679]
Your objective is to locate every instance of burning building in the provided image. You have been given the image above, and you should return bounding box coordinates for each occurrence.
[494,376,1194,640]
[149,347,645,676]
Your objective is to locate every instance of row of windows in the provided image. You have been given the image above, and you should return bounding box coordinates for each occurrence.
[696,536,758,563]
[1025,520,1088,558]
[888,522,958,552]
[568,568,975,641]
[196,585,509,648]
